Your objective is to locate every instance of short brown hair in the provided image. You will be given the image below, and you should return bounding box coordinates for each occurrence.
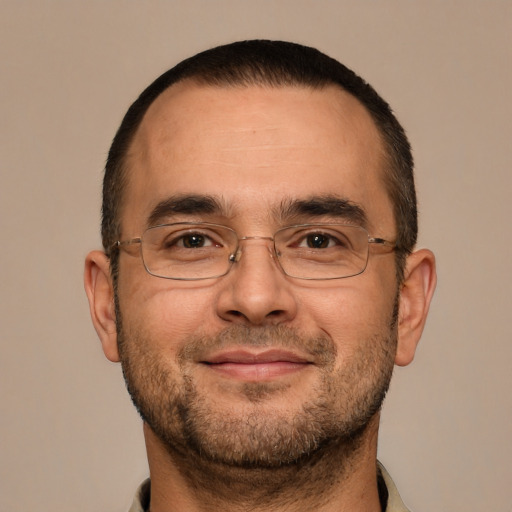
[102,40,416,282]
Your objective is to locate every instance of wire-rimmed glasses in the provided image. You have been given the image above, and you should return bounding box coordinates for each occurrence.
[113,222,396,281]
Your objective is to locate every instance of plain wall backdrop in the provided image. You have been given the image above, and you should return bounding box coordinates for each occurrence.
[1,1,511,511]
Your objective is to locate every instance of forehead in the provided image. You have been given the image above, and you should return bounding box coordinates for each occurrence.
[122,82,392,234]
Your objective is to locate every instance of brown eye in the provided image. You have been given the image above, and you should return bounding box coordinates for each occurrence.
[306,234,331,249]
[182,234,207,248]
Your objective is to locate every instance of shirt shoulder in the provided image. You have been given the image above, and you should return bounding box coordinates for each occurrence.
[378,461,411,512]
[128,478,150,512]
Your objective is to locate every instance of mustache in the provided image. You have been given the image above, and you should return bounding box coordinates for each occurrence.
[178,324,337,367]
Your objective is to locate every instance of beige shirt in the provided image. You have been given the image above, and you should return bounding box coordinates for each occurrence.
[128,462,410,512]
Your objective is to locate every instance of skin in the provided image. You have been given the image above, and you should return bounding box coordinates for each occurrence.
[85,82,436,512]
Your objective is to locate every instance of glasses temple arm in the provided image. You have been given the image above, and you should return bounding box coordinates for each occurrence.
[368,237,396,249]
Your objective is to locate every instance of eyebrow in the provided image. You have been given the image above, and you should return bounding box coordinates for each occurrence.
[147,194,228,227]
[277,195,368,227]
[146,193,368,229]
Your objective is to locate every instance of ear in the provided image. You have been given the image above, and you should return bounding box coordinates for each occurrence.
[395,249,437,366]
[84,250,120,362]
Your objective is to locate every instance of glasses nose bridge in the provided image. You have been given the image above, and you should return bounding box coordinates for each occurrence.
[231,235,277,263]
[239,235,275,243]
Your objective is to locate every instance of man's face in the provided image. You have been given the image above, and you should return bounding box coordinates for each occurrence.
[115,83,399,466]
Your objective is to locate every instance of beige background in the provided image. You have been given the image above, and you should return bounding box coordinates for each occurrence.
[1,1,511,511]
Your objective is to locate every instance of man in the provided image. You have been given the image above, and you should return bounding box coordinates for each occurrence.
[85,40,436,512]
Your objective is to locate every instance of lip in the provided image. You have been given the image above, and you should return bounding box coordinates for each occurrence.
[204,349,311,365]
[201,349,313,381]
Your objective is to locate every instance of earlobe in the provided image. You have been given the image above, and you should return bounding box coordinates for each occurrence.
[84,250,120,362]
[395,249,437,366]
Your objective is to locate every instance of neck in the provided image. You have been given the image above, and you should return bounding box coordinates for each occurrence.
[143,415,383,512]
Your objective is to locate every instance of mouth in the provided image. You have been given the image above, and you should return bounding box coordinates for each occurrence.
[201,349,313,381]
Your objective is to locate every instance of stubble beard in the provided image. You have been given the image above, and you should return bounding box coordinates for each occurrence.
[115,298,398,498]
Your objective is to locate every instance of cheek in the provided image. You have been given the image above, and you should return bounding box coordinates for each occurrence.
[118,275,219,349]
[300,274,396,358]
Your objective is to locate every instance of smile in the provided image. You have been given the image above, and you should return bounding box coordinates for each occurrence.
[201,349,313,380]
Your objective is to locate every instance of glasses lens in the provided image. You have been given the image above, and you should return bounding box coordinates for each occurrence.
[141,223,237,280]
[275,224,369,279]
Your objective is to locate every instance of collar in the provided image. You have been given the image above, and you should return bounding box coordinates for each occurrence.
[378,461,411,512]
[129,461,410,512]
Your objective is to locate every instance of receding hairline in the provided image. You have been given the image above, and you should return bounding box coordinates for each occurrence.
[119,79,391,227]
[102,40,415,287]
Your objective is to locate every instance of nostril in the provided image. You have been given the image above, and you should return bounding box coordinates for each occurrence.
[224,308,286,324]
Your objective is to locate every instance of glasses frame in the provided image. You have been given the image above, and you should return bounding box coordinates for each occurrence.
[112,222,396,281]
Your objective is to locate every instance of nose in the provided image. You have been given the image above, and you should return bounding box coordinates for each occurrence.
[216,237,298,326]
